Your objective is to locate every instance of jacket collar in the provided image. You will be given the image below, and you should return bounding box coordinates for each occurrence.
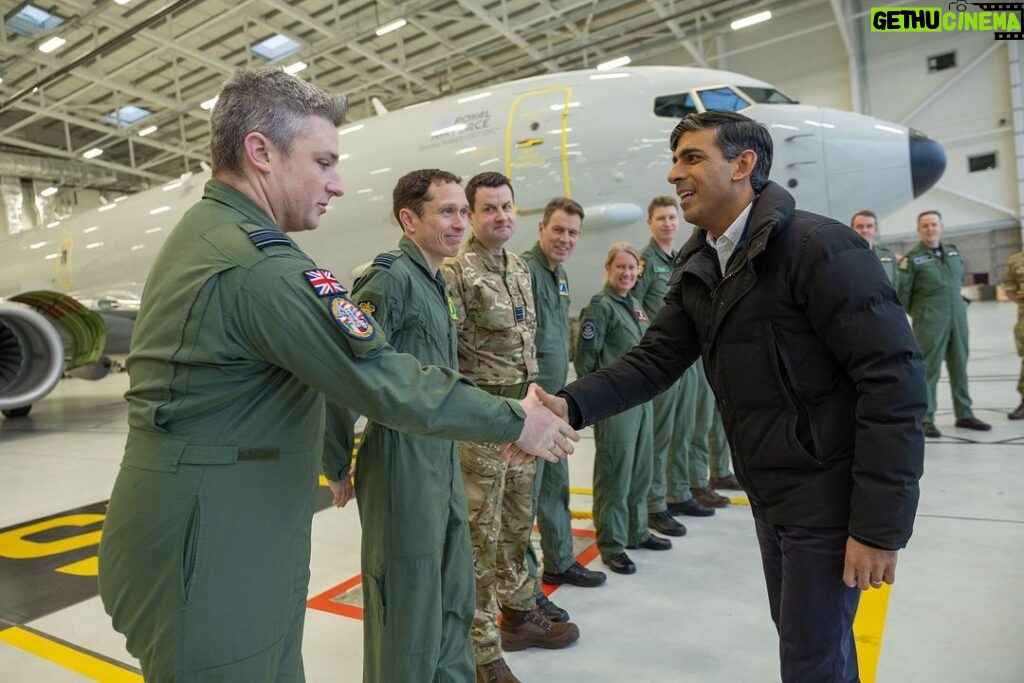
[203,178,279,233]
[399,234,446,283]
[678,181,795,270]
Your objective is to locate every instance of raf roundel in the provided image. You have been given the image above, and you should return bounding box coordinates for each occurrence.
[330,296,376,340]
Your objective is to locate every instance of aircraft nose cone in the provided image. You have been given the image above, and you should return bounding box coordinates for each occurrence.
[909,129,945,197]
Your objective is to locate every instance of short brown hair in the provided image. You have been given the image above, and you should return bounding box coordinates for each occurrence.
[541,197,584,226]
[917,210,942,224]
[465,171,514,211]
[647,196,678,220]
[392,169,462,228]
[850,209,877,227]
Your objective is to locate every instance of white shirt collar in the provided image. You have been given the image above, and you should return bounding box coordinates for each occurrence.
[705,201,753,274]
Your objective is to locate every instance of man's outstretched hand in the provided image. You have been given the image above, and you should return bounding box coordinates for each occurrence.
[509,383,579,463]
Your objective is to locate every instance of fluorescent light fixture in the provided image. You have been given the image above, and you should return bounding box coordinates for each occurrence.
[45,253,59,260]
[803,120,835,129]
[356,188,373,194]
[284,61,307,75]
[770,123,800,131]
[549,102,580,111]
[874,124,905,135]
[145,227,163,234]
[83,147,103,159]
[98,204,117,212]
[38,36,66,53]
[113,0,131,5]
[339,124,364,135]
[200,96,218,111]
[431,123,466,137]
[162,181,183,191]
[46,221,60,228]
[40,186,58,197]
[590,73,629,80]
[457,91,491,104]
[150,206,171,215]
[731,11,771,30]
[138,125,158,136]
[369,167,391,175]
[114,195,128,202]
[86,242,104,249]
[131,244,145,251]
[83,226,98,233]
[29,241,47,249]
[338,154,350,161]
[375,19,407,36]
[597,56,631,71]
[548,128,573,135]
[456,147,477,155]
[252,33,300,61]
[479,157,500,166]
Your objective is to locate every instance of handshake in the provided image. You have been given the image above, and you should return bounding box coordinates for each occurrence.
[506,384,578,465]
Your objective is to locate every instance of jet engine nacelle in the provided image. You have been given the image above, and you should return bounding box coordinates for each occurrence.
[0,291,107,417]
[0,303,65,415]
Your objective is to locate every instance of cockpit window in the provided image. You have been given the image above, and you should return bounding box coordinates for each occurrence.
[737,86,798,104]
[694,87,750,112]
[653,93,699,118]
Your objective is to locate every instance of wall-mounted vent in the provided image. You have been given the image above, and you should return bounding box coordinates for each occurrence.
[928,51,956,72]
[968,153,997,173]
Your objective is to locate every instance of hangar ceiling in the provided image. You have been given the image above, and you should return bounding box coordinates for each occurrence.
[0,0,838,193]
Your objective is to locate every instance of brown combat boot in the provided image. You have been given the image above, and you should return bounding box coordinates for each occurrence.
[1010,401,1024,420]
[499,606,580,651]
[476,657,521,683]
[691,485,730,508]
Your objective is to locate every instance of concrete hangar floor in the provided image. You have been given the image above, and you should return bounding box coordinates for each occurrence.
[0,300,1021,683]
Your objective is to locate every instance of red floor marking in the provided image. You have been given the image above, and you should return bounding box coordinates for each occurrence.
[307,573,363,619]
[309,528,599,620]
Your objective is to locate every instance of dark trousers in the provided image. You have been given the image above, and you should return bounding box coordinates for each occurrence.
[754,520,861,683]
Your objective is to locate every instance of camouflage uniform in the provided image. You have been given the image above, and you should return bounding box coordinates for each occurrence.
[575,285,654,560]
[442,235,538,666]
[1004,251,1024,399]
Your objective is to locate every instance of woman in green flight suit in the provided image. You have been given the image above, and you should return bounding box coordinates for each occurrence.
[575,243,669,576]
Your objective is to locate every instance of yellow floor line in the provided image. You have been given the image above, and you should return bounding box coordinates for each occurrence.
[854,583,891,682]
[0,626,142,682]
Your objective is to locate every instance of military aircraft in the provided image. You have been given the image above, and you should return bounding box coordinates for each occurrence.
[0,65,946,417]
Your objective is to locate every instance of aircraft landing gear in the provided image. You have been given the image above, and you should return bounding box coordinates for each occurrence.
[2,405,32,418]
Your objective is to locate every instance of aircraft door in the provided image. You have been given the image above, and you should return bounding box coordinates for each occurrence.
[505,87,573,213]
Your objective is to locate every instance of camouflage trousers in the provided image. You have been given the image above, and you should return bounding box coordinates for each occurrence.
[460,440,537,665]
[1016,311,1024,397]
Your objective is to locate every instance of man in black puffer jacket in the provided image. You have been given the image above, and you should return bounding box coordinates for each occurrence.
[551,111,926,683]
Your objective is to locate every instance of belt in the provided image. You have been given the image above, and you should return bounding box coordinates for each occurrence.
[476,382,529,400]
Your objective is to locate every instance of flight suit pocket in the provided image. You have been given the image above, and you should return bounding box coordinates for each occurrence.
[475,308,515,331]
[180,496,202,603]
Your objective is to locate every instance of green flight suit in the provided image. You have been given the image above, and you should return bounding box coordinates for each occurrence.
[442,237,538,666]
[522,243,576,576]
[897,241,976,422]
[348,236,474,683]
[97,180,526,683]
[575,286,653,561]
[1003,251,1024,398]
[874,244,900,289]
[633,238,702,507]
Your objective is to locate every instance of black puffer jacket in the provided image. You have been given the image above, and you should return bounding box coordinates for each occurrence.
[562,182,926,549]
